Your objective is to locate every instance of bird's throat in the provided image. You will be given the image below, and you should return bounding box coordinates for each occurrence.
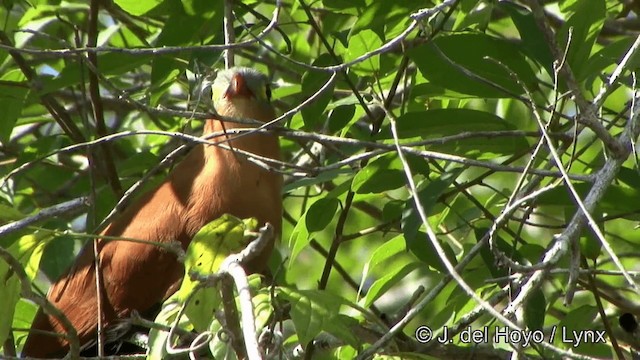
[203,94,278,160]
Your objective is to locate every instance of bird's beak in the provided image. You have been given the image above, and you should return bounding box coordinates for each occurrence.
[225,73,254,99]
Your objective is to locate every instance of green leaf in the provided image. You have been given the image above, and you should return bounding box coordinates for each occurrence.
[283,169,351,193]
[117,151,161,178]
[452,0,484,30]
[409,33,538,98]
[175,215,258,331]
[379,109,529,158]
[0,263,21,350]
[327,104,356,134]
[402,170,462,243]
[41,53,151,94]
[322,0,365,12]
[559,304,598,331]
[289,197,340,265]
[382,200,404,222]
[517,244,546,265]
[573,209,603,261]
[374,353,434,360]
[349,1,421,39]
[288,214,310,266]
[346,29,382,74]
[11,299,37,349]
[500,1,554,74]
[583,38,640,88]
[0,203,25,222]
[150,2,222,104]
[616,166,640,191]
[524,289,546,331]
[352,153,430,194]
[150,57,182,105]
[252,288,275,331]
[358,235,405,297]
[330,346,358,359]
[349,2,389,38]
[114,0,164,15]
[559,0,580,13]
[361,262,420,308]
[474,227,508,280]
[148,302,186,360]
[554,305,599,350]
[38,233,76,282]
[301,54,337,128]
[352,156,405,194]
[209,282,273,358]
[537,183,640,216]
[0,232,48,349]
[323,314,360,349]
[305,197,339,232]
[277,288,359,348]
[406,232,457,273]
[363,235,405,277]
[107,25,147,48]
[0,71,28,144]
[557,0,605,80]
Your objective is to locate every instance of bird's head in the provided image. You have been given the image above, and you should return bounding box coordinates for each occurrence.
[210,67,275,124]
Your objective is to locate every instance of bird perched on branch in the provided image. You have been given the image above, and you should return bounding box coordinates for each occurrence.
[22,67,282,357]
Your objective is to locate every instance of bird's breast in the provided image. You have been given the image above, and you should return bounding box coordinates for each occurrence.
[186,135,283,237]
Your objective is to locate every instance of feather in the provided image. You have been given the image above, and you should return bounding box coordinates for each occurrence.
[22,68,282,357]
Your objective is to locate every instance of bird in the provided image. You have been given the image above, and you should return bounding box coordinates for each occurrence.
[22,67,283,357]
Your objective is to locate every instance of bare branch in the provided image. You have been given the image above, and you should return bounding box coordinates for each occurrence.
[0,197,88,238]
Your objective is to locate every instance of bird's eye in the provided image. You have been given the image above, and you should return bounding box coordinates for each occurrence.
[265,84,272,102]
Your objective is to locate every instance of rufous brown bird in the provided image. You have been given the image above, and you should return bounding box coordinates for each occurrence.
[22,67,282,357]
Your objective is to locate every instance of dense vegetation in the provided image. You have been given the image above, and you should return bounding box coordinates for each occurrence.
[1,0,639,358]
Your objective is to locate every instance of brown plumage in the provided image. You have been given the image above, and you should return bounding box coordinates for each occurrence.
[22,67,282,357]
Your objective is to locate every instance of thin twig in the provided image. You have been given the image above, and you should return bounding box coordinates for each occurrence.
[502,58,640,310]
[0,197,88,237]
[0,31,86,144]
[224,0,235,68]
[357,103,595,360]
[0,248,81,359]
[200,224,275,360]
[0,0,283,57]
[220,277,246,358]
[250,2,456,74]
[86,0,121,197]
[317,191,354,291]
[582,258,625,360]
[297,0,376,123]
[526,0,625,156]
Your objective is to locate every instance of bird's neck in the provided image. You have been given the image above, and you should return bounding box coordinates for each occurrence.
[203,117,249,133]
[203,97,278,158]
[202,118,280,161]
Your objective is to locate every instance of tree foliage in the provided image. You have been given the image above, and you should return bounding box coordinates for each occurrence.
[1,0,640,359]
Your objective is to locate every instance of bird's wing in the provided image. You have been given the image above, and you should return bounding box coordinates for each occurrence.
[24,147,209,356]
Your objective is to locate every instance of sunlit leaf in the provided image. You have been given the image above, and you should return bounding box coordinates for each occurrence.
[115,0,164,16]
[0,232,49,349]
[558,0,606,80]
[346,30,382,74]
[409,33,538,98]
[0,71,28,144]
